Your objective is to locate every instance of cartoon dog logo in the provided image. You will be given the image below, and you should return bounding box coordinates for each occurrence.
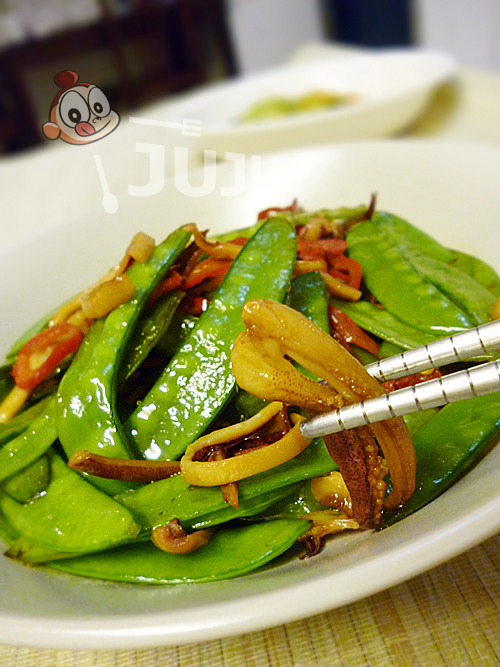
[42,70,120,145]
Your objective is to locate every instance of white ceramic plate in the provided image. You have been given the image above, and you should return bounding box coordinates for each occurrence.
[164,49,456,156]
[0,141,499,650]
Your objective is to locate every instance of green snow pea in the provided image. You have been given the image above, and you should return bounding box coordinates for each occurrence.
[346,220,472,334]
[56,227,190,494]
[329,297,438,350]
[373,211,500,296]
[1,503,78,563]
[371,211,496,325]
[289,271,330,334]
[400,251,496,326]
[4,534,77,563]
[0,451,140,554]
[0,394,51,447]
[127,218,297,461]
[0,395,56,483]
[185,483,303,532]
[232,388,268,420]
[49,518,308,584]
[288,271,330,383]
[253,480,327,520]
[449,251,500,297]
[382,392,500,526]
[4,483,301,564]
[0,364,14,403]
[115,438,335,532]
[155,311,198,358]
[1,455,51,502]
[0,509,19,545]
[120,290,184,383]
[402,408,439,437]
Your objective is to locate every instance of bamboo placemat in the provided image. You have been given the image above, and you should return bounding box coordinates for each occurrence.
[1,532,498,667]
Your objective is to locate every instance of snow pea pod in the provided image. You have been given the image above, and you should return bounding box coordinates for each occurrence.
[346,221,472,334]
[0,509,19,545]
[0,395,56,482]
[400,251,496,326]
[373,211,455,263]
[0,394,51,447]
[0,365,14,403]
[449,251,500,297]
[329,297,437,350]
[56,227,190,494]
[288,271,330,383]
[382,392,500,526]
[254,480,326,520]
[186,483,303,531]
[0,451,140,554]
[3,483,300,564]
[155,311,198,358]
[4,534,76,564]
[1,455,51,502]
[49,518,308,584]
[120,290,184,383]
[115,438,335,532]
[289,271,330,334]
[373,211,500,296]
[128,218,297,461]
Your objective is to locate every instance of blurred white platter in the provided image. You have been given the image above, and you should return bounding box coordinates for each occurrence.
[0,140,499,650]
[165,49,456,155]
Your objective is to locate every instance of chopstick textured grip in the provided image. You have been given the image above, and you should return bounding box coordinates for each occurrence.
[300,360,500,438]
[365,319,500,382]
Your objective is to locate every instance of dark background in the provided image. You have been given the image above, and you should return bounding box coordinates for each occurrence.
[0,0,413,154]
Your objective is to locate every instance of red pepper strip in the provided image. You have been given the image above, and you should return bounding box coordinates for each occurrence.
[257,199,301,221]
[329,254,363,290]
[183,257,233,290]
[149,269,184,303]
[180,295,209,316]
[297,238,348,262]
[228,237,249,246]
[382,369,442,393]
[328,305,379,356]
[12,322,83,392]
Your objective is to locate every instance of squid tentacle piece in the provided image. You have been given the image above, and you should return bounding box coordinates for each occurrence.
[230,299,416,528]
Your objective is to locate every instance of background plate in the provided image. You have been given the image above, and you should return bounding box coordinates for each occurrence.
[164,49,456,155]
[0,140,499,650]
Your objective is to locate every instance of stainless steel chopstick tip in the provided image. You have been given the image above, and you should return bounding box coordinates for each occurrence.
[365,319,500,382]
[300,359,500,439]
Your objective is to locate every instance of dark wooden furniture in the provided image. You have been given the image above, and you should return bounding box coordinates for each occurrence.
[0,0,237,153]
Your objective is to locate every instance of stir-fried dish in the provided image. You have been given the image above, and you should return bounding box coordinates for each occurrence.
[0,198,499,584]
[238,90,354,123]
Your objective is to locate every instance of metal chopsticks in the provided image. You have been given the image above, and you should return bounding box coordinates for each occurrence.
[300,319,500,439]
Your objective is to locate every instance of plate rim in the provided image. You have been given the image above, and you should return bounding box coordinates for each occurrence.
[168,47,457,135]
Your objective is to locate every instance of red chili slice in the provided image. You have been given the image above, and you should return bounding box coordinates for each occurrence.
[183,257,233,289]
[328,305,379,356]
[149,269,184,303]
[382,369,442,393]
[329,255,363,290]
[297,238,348,262]
[12,322,83,392]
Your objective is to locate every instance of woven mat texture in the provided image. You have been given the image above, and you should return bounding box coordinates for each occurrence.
[0,533,498,667]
